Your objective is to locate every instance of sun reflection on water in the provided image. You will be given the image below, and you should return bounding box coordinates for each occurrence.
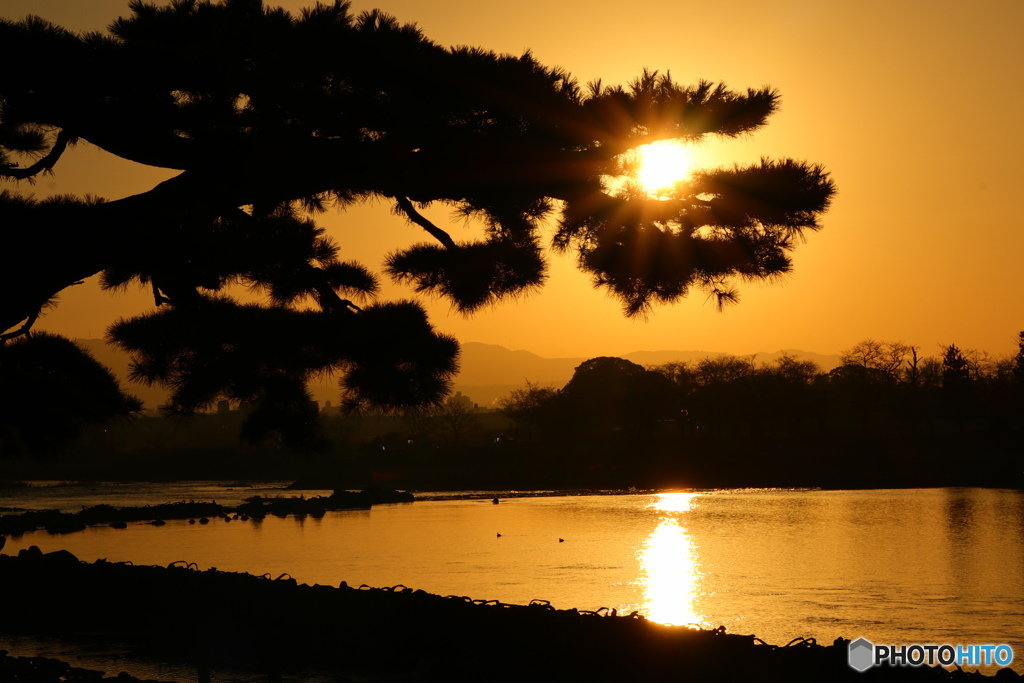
[641,492,707,627]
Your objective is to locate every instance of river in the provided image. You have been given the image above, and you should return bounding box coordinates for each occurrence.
[1,484,1022,677]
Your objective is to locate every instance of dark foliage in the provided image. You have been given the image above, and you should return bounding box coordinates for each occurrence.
[556,356,677,437]
[0,333,141,456]
[499,340,1022,486]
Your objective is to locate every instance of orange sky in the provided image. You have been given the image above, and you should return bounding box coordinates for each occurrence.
[7,0,1024,359]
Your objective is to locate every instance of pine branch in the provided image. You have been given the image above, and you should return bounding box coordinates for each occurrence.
[0,129,74,180]
[311,274,362,313]
[0,310,40,343]
[393,195,456,249]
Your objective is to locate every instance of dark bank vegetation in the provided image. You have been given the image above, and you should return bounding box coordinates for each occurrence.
[4,336,1022,491]
[0,549,1012,682]
[493,337,1024,489]
[0,333,143,457]
[1,0,834,454]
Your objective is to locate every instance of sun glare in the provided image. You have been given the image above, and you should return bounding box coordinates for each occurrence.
[641,518,703,626]
[634,140,696,195]
[640,493,707,627]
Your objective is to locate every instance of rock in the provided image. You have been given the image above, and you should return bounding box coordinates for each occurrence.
[17,545,43,560]
[44,518,87,534]
[358,486,415,504]
[43,549,79,565]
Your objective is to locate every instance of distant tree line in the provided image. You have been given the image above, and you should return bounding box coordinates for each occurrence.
[496,335,1024,487]
[5,333,1021,489]
[502,337,1023,441]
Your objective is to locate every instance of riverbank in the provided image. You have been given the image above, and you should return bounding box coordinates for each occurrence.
[2,428,1021,491]
[0,650,168,683]
[0,549,1014,682]
[0,486,654,537]
[0,487,412,537]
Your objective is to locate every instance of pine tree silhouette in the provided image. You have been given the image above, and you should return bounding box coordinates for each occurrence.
[0,1,835,446]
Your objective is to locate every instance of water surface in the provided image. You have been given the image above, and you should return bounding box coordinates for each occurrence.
[2,486,1021,674]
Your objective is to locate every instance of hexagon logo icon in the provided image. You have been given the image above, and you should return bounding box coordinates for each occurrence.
[848,637,874,672]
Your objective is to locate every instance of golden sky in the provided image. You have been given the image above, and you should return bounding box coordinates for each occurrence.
[7,0,1024,358]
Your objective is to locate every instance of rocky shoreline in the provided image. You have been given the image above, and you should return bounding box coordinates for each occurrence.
[0,549,1015,682]
[0,650,169,683]
[0,486,674,538]
[0,488,413,537]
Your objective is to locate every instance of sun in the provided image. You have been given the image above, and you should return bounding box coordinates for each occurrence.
[633,140,696,195]
[603,138,701,198]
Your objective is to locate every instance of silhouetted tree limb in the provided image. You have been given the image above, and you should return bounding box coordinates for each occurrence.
[393,195,456,249]
[0,129,75,181]
[0,309,39,343]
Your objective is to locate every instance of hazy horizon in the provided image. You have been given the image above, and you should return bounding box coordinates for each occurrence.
[74,336,844,408]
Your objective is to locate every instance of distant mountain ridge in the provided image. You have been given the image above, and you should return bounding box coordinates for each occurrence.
[73,339,842,409]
